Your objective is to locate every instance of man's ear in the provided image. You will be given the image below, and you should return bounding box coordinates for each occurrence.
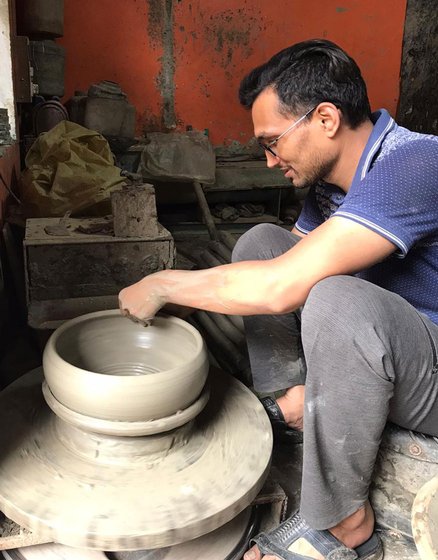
[314,102,341,138]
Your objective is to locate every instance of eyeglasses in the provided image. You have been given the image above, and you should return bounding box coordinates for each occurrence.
[258,106,317,157]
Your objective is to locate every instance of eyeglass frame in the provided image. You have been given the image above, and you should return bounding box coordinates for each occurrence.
[258,105,317,157]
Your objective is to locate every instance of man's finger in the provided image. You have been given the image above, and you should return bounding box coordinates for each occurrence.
[120,308,152,327]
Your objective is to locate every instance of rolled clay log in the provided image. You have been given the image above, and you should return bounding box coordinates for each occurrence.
[218,230,237,251]
[209,312,246,347]
[200,249,226,267]
[208,240,232,263]
[227,314,245,333]
[194,310,249,374]
[190,317,242,378]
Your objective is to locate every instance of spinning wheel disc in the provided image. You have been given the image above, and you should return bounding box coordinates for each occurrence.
[0,369,272,550]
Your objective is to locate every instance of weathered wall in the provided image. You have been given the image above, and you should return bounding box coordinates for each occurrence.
[0,0,16,140]
[0,0,19,225]
[397,0,438,134]
[60,0,407,146]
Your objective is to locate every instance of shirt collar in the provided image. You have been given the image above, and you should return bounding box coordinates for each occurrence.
[352,109,396,185]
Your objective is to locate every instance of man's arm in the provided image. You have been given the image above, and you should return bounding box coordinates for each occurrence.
[118,216,396,321]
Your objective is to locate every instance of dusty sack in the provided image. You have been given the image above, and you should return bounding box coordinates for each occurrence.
[20,121,125,218]
[138,131,216,184]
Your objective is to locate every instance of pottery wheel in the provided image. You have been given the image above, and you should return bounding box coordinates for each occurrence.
[0,369,272,550]
[2,507,257,560]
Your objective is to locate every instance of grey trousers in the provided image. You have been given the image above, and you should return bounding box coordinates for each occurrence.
[232,223,438,529]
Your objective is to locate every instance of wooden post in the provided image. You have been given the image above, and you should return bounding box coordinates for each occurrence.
[192,181,219,241]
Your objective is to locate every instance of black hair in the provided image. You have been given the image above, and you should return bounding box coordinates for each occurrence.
[239,39,371,129]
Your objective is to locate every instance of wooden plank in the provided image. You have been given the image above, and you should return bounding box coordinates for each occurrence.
[24,218,173,245]
[11,36,33,104]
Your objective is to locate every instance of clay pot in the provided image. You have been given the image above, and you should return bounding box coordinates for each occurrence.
[43,310,209,422]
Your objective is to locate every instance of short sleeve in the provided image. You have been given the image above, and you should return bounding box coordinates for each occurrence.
[333,139,438,256]
[295,185,324,234]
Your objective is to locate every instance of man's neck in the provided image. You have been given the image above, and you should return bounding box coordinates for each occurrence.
[325,119,374,192]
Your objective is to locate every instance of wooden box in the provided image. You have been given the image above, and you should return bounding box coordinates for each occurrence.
[24,217,175,329]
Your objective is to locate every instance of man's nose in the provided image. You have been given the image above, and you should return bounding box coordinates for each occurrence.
[265,151,281,168]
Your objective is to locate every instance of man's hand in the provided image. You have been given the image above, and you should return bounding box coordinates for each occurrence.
[118,272,168,324]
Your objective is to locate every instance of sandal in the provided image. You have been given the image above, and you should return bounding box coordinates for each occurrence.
[250,512,383,559]
[260,396,303,444]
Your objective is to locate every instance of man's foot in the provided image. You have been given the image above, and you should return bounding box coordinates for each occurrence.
[260,385,305,444]
[260,397,303,444]
[244,502,378,560]
[276,384,305,431]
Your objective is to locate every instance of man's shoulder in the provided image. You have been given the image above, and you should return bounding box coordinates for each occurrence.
[375,125,438,164]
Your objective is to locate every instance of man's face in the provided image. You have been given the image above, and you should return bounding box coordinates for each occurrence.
[252,87,338,189]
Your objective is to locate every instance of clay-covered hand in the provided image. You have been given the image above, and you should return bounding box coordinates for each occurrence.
[118,273,167,325]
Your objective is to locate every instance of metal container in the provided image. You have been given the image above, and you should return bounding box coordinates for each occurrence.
[84,81,135,138]
[29,40,65,97]
[32,99,68,134]
[65,90,87,124]
[17,0,64,38]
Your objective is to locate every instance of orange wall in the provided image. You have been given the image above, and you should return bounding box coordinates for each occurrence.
[60,0,407,146]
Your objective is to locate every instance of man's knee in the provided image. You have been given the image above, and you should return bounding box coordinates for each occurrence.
[301,276,387,385]
[302,275,376,333]
[232,223,299,263]
[232,224,282,263]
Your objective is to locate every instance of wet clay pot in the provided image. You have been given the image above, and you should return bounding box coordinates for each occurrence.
[43,311,209,422]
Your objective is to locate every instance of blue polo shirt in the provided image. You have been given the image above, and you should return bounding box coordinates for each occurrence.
[295,109,438,324]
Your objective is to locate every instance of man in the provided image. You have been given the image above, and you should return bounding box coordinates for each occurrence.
[119,39,438,560]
